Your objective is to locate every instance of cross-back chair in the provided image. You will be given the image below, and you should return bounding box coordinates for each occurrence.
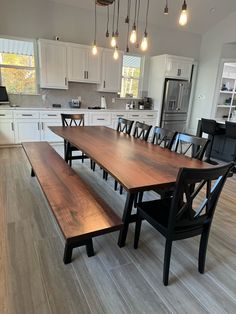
[172,133,209,160]
[152,127,177,149]
[133,121,152,141]
[117,117,134,135]
[134,162,233,286]
[61,113,89,166]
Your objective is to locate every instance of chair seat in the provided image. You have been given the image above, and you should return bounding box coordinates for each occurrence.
[137,198,207,239]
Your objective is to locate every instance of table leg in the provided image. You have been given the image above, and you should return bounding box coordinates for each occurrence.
[118,192,135,247]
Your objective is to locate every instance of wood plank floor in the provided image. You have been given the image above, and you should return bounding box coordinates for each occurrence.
[0,145,236,314]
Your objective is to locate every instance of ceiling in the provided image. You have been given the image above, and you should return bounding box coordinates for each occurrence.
[49,0,236,34]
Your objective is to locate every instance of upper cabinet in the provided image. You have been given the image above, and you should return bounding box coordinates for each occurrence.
[67,44,102,83]
[38,39,68,89]
[97,49,123,93]
[165,56,193,80]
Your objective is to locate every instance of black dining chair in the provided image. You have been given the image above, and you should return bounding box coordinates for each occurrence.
[138,132,210,202]
[225,121,236,173]
[172,133,209,160]
[61,113,89,166]
[152,126,177,149]
[134,162,233,286]
[104,118,134,185]
[201,118,224,165]
[116,121,152,195]
[133,121,152,141]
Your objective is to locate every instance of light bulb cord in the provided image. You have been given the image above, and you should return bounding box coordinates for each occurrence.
[144,0,150,32]
[106,6,109,35]
[94,0,97,43]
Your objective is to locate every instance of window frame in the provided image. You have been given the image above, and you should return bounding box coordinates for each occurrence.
[119,53,144,100]
[0,35,39,95]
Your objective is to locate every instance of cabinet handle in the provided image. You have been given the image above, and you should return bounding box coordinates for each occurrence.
[11,122,14,131]
[65,77,67,85]
[177,69,181,76]
[22,114,33,117]
[0,114,6,116]
[41,122,44,130]
[47,114,57,117]
[103,81,106,88]
[97,118,105,121]
[84,71,86,79]
[117,115,124,117]
[147,115,154,117]
[132,115,139,117]
[87,71,89,79]
[38,122,40,130]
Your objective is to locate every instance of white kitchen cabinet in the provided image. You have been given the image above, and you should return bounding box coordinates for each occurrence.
[90,112,112,127]
[41,120,62,142]
[38,39,68,89]
[16,121,41,143]
[165,56,193,80]
[67,44,101,84]
[0,110,15,144]
[98,49,123,93]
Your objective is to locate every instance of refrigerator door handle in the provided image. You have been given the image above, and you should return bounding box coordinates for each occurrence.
[177,83,183,111]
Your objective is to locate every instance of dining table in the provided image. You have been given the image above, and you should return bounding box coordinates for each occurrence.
[49,126,213,247]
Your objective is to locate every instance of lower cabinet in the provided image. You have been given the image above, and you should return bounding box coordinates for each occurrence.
[0,109,158,144]
[15,120,41,143]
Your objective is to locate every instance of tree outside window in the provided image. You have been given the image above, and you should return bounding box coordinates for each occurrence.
[0,38,37,95]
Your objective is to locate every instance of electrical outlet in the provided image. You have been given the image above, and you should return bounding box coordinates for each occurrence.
[42,94,47,101]
[112,98,115,103]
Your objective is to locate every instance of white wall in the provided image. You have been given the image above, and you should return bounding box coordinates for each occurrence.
[189,10,236,134]
[0,0,201,59]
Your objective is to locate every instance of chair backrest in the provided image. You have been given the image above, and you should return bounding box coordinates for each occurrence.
[152,126,177,149]
[201,118,217,135]
[225,121,236,140]
[61,113,84,127]
[172,133,209,160]
[117,118,134,135]
[168,162,233,234]
[133,121,152,141]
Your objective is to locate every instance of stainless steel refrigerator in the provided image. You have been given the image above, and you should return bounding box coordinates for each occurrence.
[160,79,191,132]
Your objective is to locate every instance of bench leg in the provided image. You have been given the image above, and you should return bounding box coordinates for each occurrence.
[63,242,73,264]
[86,239,95,257]
[31,168,35,177]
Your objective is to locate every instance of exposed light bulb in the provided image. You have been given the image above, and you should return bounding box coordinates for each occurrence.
[92,42,97,55]
[113,46,119,60]
[141,33,148,51]
[130,24,137,44]
[179,1,188,26]
[111,34,116,48]
[164,6,168,15]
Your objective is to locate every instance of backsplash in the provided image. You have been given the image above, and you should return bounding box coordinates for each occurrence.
[9,82,140,109]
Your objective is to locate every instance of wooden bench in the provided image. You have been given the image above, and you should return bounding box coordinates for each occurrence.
[22,142,123,264]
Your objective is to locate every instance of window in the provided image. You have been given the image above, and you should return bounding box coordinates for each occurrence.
[0,38,37,94]
[120,55,142,98]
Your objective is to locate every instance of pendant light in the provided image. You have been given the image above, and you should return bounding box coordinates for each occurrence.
[179,0,188,26]
[110,0,117,47]
[130,0,138,44]
[125,0,131,52]
[113,45,119,60]
[141,0,149,51]
[164,0,168,15]
[115,0,120,38]
[92,0,98,55]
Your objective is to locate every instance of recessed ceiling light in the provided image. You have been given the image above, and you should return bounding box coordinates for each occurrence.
[209,7,216,14]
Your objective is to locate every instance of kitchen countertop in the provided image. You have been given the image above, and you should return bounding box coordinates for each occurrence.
[0,105,157,112]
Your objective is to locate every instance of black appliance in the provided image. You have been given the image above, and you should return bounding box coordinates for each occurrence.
[0,86,10,104]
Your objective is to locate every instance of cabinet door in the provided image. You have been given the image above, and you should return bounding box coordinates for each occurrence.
[16,120,41,143]
[87,48,101,83]
[0,120,15,144]
[166,57,192,80]
[38,40,68,89]
[98,50,123,92]
[67,45,87,82]
[41,120,62,142]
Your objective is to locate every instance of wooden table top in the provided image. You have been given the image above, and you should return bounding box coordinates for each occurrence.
[50,126,214,192]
